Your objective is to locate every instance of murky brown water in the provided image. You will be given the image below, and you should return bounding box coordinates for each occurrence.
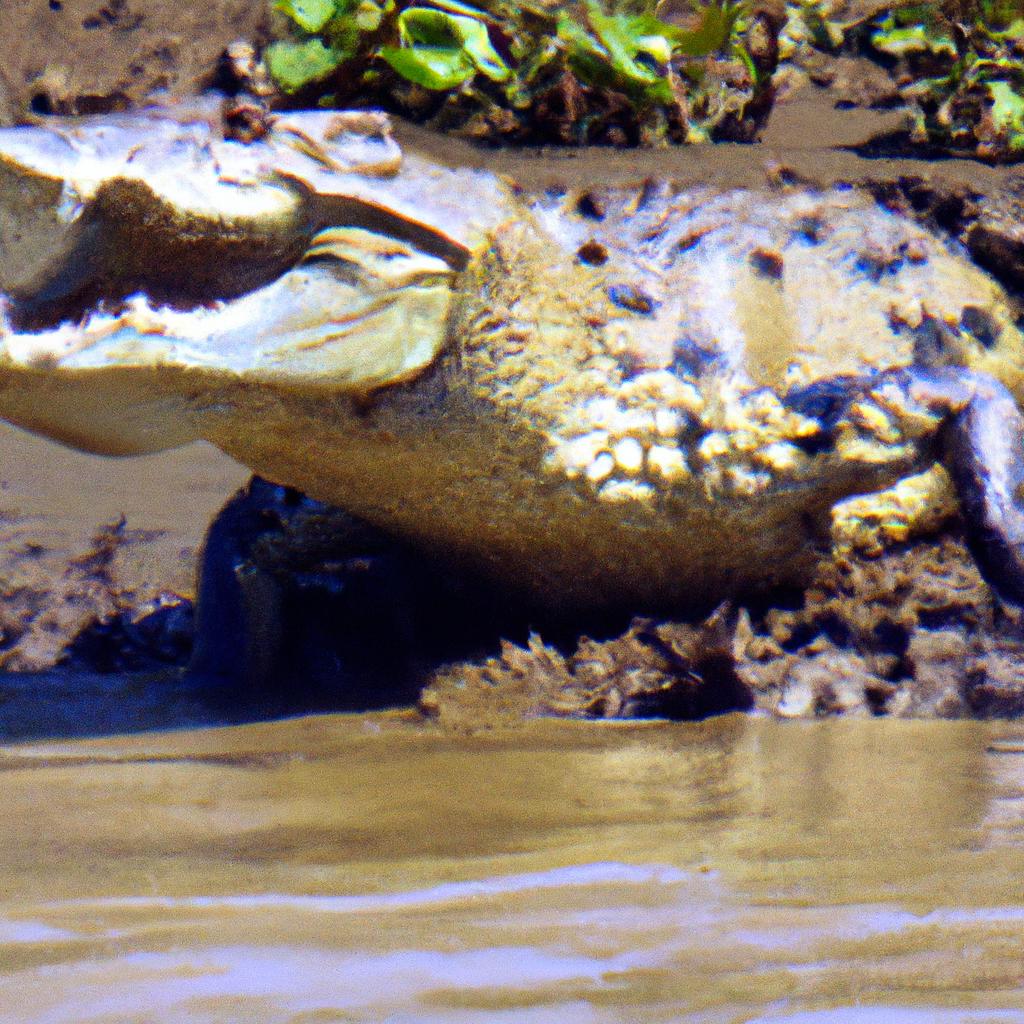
[0,715,1022,1022]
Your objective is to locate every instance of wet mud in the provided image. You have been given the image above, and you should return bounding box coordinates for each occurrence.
[0,422,247,672]
[422,531,1024,728]
[0,0,270,124]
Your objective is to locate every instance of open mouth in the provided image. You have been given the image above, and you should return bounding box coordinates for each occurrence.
[0,100,481,390]
[0,225,458,391]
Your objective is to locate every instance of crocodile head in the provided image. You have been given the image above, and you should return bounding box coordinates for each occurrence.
[0,99,512,452]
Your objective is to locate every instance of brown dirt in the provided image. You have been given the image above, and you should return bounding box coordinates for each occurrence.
[420,529,1024,727]
[0,0,270,124]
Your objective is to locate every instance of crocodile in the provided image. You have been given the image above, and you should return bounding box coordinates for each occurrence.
[2,99,1024,671]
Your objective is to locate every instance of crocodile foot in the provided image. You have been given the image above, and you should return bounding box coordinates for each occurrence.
[188,477,532,706]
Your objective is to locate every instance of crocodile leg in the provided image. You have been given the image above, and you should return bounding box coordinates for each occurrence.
[787,367,1024,605]
[188,477,288,696]
[188,476,524,705]
[189,477,426,708]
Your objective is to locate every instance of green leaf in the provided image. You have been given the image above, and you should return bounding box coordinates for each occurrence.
[386,8,510,87]
[324,13,361,56]
[354,0,383,31]
[991,17,1024,42]
[445,12,510,81]
[585,7,668,85]
[966,56,1024,88]
[871,23,958,58]
[380,44,475,89]
[870,7,958,59]
[669,1,745,57]
[274,0,337,35]
[797,2,845,51]
[557,0,741,102]
[987,79,1024,141]
[265,37,346,91]
[557,3,696,104]
[420,0,496,21]
[981,0,1024,32]
[735,40,759,85]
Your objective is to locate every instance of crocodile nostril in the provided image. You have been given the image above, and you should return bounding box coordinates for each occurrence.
[608,284,656,315]
[960,305,1001,347]
[577,241,608,266]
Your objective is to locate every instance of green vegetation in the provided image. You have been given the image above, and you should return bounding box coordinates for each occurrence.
[786,0,1024,161]
[264,1,775,145]
[261,0,1024,156]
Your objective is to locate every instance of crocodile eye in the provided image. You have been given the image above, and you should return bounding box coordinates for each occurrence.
[783,376,863,454]
[784,376,860,424]
[608,283,656,315]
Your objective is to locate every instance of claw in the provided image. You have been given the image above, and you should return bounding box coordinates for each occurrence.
[783,365,1024,604]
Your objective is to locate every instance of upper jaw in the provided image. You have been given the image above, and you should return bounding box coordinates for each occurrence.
[0,98,512,390]
[0,97,506,293]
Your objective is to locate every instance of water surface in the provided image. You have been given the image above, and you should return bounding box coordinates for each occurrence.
[1,715,1022,1022]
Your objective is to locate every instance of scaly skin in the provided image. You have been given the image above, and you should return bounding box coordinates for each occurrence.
[3,101,1024,614]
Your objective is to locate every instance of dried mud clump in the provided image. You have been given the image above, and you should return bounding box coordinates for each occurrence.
[419,606,752,730]
[962,176,1024,295]
[422,530,1024,725]
[737,532,1024,718]
[0,517,182,672]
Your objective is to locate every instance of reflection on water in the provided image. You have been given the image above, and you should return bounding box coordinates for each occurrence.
[0,715,1022,1022]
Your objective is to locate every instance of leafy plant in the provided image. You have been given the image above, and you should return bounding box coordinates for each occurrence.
[263,0,772,145]
[782,0,1024,161]
[871,5,958,59]
[379,7,511,89]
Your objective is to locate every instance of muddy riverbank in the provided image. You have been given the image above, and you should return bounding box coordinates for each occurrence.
[6,110,1024,722]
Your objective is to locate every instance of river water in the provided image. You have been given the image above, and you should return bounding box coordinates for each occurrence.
[0,714,1022,1022]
